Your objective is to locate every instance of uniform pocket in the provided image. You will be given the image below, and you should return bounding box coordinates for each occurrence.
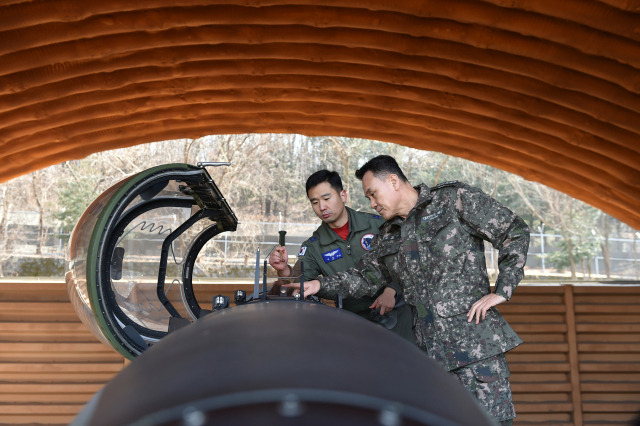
[470,354,511,383]
[378,240,401,270]
[416,209,452,244]
[376,238,401,256]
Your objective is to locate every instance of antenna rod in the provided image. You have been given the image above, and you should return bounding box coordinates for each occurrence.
[262,260,268,301]
[253,248,260,299]
[300,261,305,300]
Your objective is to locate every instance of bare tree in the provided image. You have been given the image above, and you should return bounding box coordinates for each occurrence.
[328,136,363,197]
[31,172,46,255]
[634,231,639,281]
[432,157,449,186]
[0,185,11,276]
[600,212,611,278]
[506,175,546,225]
[2,134,636,280]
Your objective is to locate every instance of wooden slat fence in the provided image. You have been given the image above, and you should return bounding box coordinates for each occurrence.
[0,281,638,425]
[502,284,640,425]
[0,282,123,425]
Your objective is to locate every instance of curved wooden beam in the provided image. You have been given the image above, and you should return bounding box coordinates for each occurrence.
[0,1,638,228]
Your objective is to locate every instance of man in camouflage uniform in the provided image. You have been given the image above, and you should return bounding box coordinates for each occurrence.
[289,156,530,425]
[269,169,414,342]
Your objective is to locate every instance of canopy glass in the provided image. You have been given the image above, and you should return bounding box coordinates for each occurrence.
[65,163,238,359]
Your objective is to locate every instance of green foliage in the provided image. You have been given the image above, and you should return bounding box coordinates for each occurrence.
[546,239,571,271]
[545,199,601,274]
[17,257,64,276]
[546,234,600,272]
[53,164,101,234]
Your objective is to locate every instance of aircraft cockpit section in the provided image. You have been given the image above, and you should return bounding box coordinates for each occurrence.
[65,162,239,360]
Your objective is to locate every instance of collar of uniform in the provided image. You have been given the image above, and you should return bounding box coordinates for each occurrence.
[415,183,433,207]
[316,206,352,245]
[315,222,339,245]
[386,216,404,230]
[345,206,372,233]
[316,206,372,244]
[381,187,430,230]
[394,184,432,226]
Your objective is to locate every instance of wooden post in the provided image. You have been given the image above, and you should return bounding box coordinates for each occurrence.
[564,285,583,425]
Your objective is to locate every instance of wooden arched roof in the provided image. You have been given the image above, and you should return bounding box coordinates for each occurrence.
[1,1,639,228]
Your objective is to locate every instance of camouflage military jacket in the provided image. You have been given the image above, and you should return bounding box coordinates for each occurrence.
[318,182,530,370]
[292,207,416,343]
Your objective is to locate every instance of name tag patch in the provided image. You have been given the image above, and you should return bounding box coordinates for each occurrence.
[422,210,444,222]
[322,248,343,263]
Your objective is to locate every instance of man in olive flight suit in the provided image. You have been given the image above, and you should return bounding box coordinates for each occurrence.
[269,169,414,343]
[287,156,530,425]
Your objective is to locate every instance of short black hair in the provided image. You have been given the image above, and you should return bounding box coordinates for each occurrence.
[355,155,408,182]
[305,170,344,196]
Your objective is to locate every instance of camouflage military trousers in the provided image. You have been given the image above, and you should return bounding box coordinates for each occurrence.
[449,353,515,424]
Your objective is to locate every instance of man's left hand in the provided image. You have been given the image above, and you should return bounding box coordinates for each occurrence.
[467,293,506,324]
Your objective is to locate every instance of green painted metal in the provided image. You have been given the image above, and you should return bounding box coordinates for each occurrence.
[84,163,194,359]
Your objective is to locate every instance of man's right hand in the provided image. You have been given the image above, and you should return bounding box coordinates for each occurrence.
[269,245,291,276]
[370,287,396,315]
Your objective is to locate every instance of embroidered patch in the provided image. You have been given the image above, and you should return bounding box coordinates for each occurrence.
[422,210,444,222]
[309,236,318,242]
[322,248,343,263]
[298,247,307,257]
[371,214,381,219]
[361,233,375,250]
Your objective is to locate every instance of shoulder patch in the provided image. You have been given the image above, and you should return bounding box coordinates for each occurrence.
[370,214,381,219]
[298,246,307,257]
[308,236,318,243]
[361,233,375,250]
[432,180,459,190]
